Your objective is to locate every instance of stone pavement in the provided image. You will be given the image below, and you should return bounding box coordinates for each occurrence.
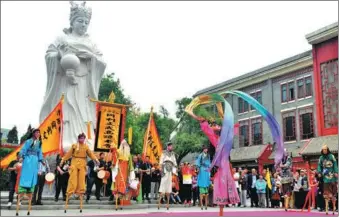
[1,207,332,216]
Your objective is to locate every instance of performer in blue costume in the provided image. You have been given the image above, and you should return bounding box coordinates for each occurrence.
[196,145,211,210]
[19,128,44,193]
[16,128,44,216]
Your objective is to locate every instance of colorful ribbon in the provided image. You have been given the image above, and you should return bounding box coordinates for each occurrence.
[224,90,284,167]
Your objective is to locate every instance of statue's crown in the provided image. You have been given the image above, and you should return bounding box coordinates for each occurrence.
[69,1,92,22]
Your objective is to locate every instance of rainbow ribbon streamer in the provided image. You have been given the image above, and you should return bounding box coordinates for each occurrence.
[225,90,284,167]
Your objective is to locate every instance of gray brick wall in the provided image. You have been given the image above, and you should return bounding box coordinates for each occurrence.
[227,69,316,151]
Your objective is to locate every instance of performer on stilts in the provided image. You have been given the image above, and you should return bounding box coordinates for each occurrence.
[16,128,45,216]
[196,145,211,210]
[60,133,99,213]
[110,139,135,211]
[158,142,177,210]
[317,144,338,215]
[278,148,293,212]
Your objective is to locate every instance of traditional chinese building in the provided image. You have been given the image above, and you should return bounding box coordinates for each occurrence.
[299,22,338,169]
[193,22,338,172]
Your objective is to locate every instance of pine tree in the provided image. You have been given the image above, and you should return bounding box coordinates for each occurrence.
[7,126,19,144]
[20,124,32,144]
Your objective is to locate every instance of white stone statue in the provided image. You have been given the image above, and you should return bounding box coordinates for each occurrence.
[39,1,106,151]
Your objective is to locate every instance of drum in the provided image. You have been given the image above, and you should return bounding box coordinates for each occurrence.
[45,173,55,185]
[129,180,140,198]
[129,180,139,190]
[97,170,106,179]
[103,171,110,179]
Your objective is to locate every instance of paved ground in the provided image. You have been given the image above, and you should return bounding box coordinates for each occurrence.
[1,207,334,216]
[1,192,335,216]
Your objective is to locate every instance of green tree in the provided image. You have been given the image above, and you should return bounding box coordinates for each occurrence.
[98,73,132,105]
[6,126,18,144]
[159,105,169,118]
[126,111,176,155]
[98,73,177,156]
[0,148,13,191]
[172,97,210,163]
[20,124,32,144]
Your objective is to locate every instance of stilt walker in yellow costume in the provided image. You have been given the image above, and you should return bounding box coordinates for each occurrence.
[60,133,99,213]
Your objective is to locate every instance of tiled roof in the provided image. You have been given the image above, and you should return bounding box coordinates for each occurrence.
[269,143,302,159]
[230,144,268,162]
[300,135,338,156]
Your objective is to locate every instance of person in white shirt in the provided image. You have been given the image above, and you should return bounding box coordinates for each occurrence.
[233,168,241,207]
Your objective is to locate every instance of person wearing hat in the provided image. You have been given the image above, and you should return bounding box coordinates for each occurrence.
[16,128,44,215]
[317,144,338,215]
[279,148,293,211]
[60,133,99,213]
[158,142,177,210]
[295,169,309,209]
[196,145,211,210]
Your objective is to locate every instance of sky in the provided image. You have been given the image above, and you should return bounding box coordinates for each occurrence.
[1,1,338,136]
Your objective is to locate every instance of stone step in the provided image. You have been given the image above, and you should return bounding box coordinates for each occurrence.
[1,199,114,205]
[0,195,111,200]
[1,203,183,210]
[1,199,160,205]
[1,197,159,203]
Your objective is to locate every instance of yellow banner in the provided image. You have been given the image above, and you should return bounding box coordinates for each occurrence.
[0,99,63,169]
[142,111,163,164]
[95,105,122,151]
[266,169,272,190]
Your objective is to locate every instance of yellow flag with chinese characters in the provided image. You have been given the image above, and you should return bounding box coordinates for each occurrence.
[142,108,163,164]
[0,98,64,168]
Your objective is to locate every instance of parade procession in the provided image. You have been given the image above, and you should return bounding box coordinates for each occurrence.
[1,1,338,217]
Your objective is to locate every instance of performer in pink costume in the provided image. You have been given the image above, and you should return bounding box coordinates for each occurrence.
[200,120,240,203]
[192,116,240,215]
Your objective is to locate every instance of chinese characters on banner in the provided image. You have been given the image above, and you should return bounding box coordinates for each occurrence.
[94,103,126,152]
[0,98,64,168]
[142,111,163,164]
[40,102,63,155]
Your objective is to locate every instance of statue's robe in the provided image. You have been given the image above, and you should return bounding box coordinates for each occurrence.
[39,32,106,150]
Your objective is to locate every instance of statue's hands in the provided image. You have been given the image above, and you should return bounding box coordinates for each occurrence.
[67,74,77,85]
[76,50,93,59]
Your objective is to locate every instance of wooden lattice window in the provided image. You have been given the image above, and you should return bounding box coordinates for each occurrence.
[305,76,313,97]
[299,107,314,140]
[297,78,305,98]
[282,111,296,141]
[250,91,262,110]
[320,59,338,128]
[251,118,262,145]
[297,76,313,99]
[288,81,295,101]
[239,120,249,147]
[238,98,249,114]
